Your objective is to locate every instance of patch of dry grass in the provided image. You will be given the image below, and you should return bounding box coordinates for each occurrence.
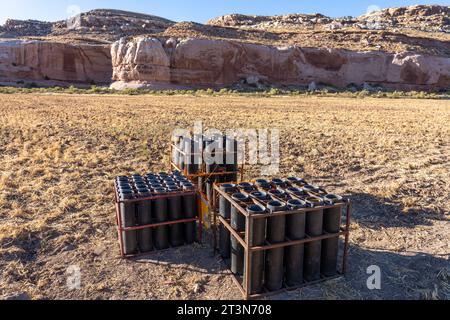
[0,93,448,300]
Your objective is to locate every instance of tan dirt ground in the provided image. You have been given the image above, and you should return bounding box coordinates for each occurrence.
[0,94,448,300]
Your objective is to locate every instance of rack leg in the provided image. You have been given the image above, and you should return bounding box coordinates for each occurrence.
[212,187,218,255]
[342,201,351,274]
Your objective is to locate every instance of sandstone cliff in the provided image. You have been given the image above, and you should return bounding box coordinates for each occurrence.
[207,5,450,33]
[111,36,450,91]
[0,6,449,91]
[0,40,112,84]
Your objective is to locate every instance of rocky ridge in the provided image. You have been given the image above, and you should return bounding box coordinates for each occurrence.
[0,6,449,90]
[0,9,175,42]
[207,5,450,33]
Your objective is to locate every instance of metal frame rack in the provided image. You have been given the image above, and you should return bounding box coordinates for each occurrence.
[114,181,203,258]
[169,142,245,221]
[212,182,352,300]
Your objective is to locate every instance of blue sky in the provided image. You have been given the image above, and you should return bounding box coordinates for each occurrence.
[1,0,449,24]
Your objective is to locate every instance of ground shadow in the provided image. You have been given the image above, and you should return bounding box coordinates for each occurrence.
[1,232,43,264]
[129,229,449,300]
[129,231,225,276]
[346,192,447,230]
[279,242,449,300]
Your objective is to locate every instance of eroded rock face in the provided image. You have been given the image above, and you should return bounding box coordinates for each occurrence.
[112,36,450,91]
[0,40,112,84]
[208,5,450,33]
[111,37,170,83]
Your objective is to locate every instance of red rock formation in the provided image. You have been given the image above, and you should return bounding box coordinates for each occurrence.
[0,40,112,84]
[111,37,450,91]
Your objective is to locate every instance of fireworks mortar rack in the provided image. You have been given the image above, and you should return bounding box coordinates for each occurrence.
[212,177,352,300]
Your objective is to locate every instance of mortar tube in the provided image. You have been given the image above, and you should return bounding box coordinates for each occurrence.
[167,186,184,247]
[303,197,324,282]
[255,179,271,191]
[268,189,287,200]
[285,199,307,286]
[117,176,129,183]
[150,184,163,191]
[249,191,269,202]
[238,182,255,193]
[286,177,300,185]
[244,204,267,295]
[165,182,177,189]
[216,135,227,183]
[286,187,305,198]
[204,139,217,203]
[183,183,197,244]
[302,184,320,194]
[134,182,148,190]
[178,137,185,170]
[229,192,249,274]
[152,188,169,250]
[184,138,195,175]
[118,183,132,191]
[265,200,287,291]
[294,178,307,187]
[225,137,238,182]
[173,137,180,168]
[205,137,218,175]
[272,178,287,189]
[119,190,138,255]
[218,184,236,259]
[137,189,153,253]
[321,194,343,277]
[206,178,213,204]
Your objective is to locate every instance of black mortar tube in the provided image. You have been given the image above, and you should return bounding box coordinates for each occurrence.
[184,137,195,175]
[204,138,213,202]
[137,189,153,253]
[245,204,267,295]
[321,194,343,277]
[167,186,184,247]
[218,184,236,259]
[119,190,138,255]
[225,136,238,182]
[183,183,197,245]
[153,188,169,250]
[265,200,287,291]
[285,199,307,286]
[255,179,271,191]
[178,137,185,170]
[205,138,218,202]
[230,192,249,275]
[304,197,324,282]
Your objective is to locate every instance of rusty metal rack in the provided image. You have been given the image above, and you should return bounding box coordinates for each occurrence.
[114,181,203,258]
[212,182,352,300]
[169,142,245,227]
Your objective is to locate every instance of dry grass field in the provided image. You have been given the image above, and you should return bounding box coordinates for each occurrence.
[0,93,449,300]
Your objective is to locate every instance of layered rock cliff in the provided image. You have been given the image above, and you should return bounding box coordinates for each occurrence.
[111,36,450,91]
[0,6,449,90]
[0,40,112,84]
